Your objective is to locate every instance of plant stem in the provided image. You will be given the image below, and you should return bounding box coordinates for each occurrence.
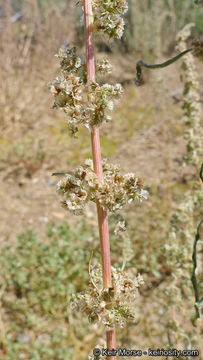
[83,0,116,357]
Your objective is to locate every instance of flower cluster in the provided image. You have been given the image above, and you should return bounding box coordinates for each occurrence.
[114,220,126,235]
[176,24,202,167]
[111,215,134,268]
[165,185,203,269]
[92,0,128,39]
[192,37,203,62]
[70,264,144,329]
[50,47,122,136]
[56,46,85,78]
[162,24,203,333]
[78,0,128,39]
[87,82,123,128]
[164,193,195,270]
[57,159,148,215]
[96,58,113,74]
[164,24,203,275]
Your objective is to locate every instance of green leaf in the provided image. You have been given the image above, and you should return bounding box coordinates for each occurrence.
[200,163,203,182]
[52,172,67,176]
[136,48,193,85]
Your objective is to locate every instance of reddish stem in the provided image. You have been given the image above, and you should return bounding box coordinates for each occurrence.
[106,330,117,360]
[83,0,116,356]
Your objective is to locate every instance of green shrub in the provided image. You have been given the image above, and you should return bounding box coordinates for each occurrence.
[0,222,100,359]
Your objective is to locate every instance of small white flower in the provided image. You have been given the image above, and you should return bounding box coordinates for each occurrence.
[84,158,93,168]
[140,189,149,200]
[107,100,114,111]
[75,57,82,68]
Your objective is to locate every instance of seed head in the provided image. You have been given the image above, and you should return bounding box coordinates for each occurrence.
[50,48,123,136]
[70,264,144,329]
[56,159,148,215]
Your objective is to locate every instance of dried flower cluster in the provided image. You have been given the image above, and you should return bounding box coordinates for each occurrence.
[165,23,203,281]
[192,37,203,61]
[70,264,144,329]
[114,220,126,235]
[164,182,203,278]
[50,47,122,136]
[96,58,113,74]
[164,193,196,271]
[92,0,128,39]
[176,24,202,167]
[57,159,148,215]
[78,0,128,39]
[162,24,203,336]
[112,216,134,269]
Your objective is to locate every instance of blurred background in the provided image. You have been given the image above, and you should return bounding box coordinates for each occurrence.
[0,0,203,359]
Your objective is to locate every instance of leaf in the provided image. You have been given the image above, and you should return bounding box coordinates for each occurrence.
[136,48,193,85]
[52,172,67,176]
[200,163,203,182]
